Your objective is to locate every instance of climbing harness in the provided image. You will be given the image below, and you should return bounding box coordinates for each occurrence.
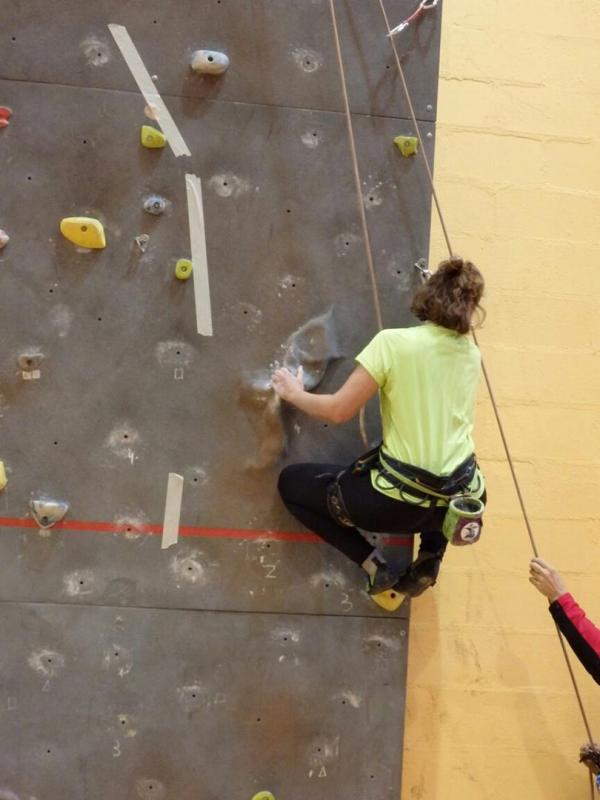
[328,0,596,783]
[326,471,354,528]
[327,446,485,547]
[371,447,485,546]
[388,0,439,38]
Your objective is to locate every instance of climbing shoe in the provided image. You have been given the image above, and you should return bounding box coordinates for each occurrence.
[367,561,403,595]
[392,555,441,598]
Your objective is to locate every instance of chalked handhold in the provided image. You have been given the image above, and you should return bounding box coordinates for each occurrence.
[135,234,150,253]
[190,50,230,76]
[143,195,167,215]
[0,229,9,249]
[60,217,106,249]
[175,258,193,280]
[141,125,167,149]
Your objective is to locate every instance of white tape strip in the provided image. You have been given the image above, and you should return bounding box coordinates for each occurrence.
[186,173,213,336]
[161,472,184,550]
[108,24,191,158]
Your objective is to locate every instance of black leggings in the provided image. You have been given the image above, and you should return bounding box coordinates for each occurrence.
[278,462,449,566]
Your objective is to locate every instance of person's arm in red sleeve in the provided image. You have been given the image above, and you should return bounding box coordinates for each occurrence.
[530,558,600,686]
[549,593,600,685]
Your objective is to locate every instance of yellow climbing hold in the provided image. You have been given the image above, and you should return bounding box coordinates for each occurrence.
[370,588,406,613]
[0,461,7,491]
[141,125,167,149]
[251,793,276,800]
[60,217,106,249]
[394,135,419,158]
[175,258,193,280]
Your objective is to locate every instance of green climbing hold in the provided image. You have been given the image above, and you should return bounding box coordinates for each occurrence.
[175,258,193,280]
[251,793,275,800]
[141,125,167,149]
[394,135,419,157]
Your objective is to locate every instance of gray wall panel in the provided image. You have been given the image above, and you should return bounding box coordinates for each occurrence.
[0,1,442,795]
[0,603,408,799]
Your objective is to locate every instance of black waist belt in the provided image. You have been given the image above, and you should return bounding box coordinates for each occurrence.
[378,451,477,497]
[327,447,481,528]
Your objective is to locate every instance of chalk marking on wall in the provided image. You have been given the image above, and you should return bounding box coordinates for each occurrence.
[107,24,191,158]
[185,174,213,336]
[161,473,183,550]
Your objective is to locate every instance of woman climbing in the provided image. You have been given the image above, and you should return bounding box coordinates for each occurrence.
[271,256,487,609]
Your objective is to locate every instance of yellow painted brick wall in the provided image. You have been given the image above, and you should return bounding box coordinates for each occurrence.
[402,2,600,798]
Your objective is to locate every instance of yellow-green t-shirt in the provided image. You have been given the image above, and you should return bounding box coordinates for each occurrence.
[356,323,481,477]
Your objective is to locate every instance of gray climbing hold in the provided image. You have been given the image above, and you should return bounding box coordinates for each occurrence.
[30,497,70,529]
[190,50,230,75]
[143,195,167,216]
[283,308,340,390]
[240,309,340,470]
[18,352,44,371]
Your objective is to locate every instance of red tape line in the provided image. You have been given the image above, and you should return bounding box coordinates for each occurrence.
[0,517,412,547]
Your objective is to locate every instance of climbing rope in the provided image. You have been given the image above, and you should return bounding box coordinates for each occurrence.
[327,0,383,448]
[327,0,384,334]
[375,0,597,773]
[328,0,596,779]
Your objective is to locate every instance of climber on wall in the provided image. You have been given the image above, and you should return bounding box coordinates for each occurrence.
[271,256,487,608]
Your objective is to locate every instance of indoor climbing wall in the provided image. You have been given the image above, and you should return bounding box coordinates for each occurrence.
[0,2,441,798]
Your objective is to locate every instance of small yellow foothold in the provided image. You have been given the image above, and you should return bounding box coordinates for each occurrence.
[251,793,275,800]
[0,461,7,491]
[175,258,193,280]
[394,135,419,158]
[60,217,106,249]
[370,588,406,612]
[141,125,167,149]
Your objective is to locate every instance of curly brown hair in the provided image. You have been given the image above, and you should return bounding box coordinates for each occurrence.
[411,256,485,334]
